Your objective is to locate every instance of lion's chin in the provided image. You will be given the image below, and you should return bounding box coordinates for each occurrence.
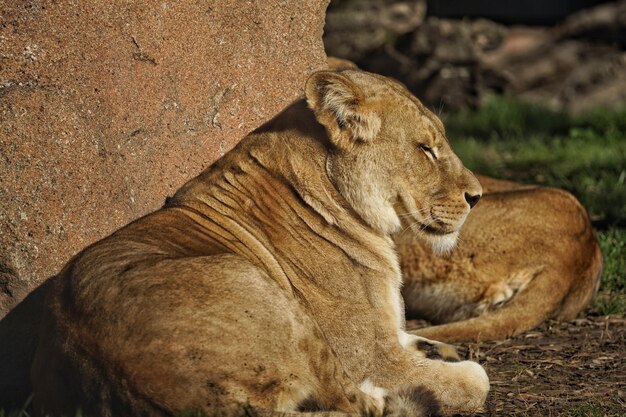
[422,231,459,256]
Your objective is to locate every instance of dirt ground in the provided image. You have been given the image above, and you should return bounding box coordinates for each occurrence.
[409,315,626,416]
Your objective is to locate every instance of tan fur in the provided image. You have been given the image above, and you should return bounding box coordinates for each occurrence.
[31,69,487,416]
[323,57,602,344]
[398,176,603,342]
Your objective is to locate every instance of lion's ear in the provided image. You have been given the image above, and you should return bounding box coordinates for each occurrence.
[305,71,381,150]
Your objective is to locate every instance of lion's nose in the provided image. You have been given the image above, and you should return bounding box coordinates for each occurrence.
[464,192,481,209]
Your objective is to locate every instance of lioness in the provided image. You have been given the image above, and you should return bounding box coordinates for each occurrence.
[31,69,488,416]
[327,57,602,343]
[399,176,603,342]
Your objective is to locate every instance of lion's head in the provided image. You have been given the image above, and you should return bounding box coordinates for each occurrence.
[305,69,482,253]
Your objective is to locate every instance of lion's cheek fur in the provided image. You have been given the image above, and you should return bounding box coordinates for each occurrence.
[326,155,402,235]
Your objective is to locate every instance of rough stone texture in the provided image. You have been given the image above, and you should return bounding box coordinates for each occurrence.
[0,0,329,317]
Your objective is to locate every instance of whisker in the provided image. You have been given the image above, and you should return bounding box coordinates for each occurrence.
[400,214,436,236]
[400,220,420,235]
[416,217,437,232]
[432,215,457,222]
[397,208,430,218]
[433,203,466,210]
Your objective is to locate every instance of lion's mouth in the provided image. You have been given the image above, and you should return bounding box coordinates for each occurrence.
[417,222,451,236]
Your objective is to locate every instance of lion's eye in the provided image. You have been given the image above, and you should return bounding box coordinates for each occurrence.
[419,144,437,161]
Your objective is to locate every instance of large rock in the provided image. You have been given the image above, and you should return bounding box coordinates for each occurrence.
[0,0,329,317]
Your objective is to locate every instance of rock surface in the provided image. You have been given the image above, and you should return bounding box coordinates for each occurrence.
[0,0,329,317]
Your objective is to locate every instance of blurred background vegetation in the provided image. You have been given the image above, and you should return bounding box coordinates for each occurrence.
[324,0,626,315]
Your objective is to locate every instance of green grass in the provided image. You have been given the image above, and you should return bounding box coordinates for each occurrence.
[445,97,626,314]
[445,96,626,141]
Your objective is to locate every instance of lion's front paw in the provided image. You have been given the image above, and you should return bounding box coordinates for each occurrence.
[384,386,441,417]
[440,360,490,414]
[384,360,489,417]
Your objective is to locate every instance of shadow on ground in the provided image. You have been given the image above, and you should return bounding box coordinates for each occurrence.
[0,279,52,409]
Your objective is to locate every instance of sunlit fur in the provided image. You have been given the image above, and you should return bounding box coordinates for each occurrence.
[31,69,486,417]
